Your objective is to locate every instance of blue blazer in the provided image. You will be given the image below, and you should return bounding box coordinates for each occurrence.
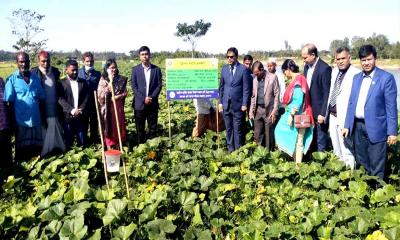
[304,59,332,119]
[344,67,398,143]
[219,63,252,111]
[78,68,101,92]
[131,63,162,110]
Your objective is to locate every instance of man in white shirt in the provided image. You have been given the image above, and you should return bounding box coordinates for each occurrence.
[57,60,89,149]
[327,47,360,169]
[131,46,162,144]
[302,43,332,152]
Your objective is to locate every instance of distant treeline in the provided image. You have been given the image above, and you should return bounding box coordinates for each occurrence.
[1,33,399,63]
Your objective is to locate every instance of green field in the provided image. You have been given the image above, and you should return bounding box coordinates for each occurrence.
[0,60,400,239]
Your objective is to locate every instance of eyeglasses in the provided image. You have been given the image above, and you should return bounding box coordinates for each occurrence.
[226,55,235,59]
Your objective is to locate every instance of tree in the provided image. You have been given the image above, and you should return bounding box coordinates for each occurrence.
[8,8,47,59]
[175,19,211,58]
[284,40,291,51]
[350,36,366,58]
[366,33,390,58]
[329,37,350,57]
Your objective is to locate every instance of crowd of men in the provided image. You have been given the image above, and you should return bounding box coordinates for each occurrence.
[0,43,398,181]
[0,47,162,168]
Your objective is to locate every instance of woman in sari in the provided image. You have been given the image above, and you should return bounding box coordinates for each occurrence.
[274,59,313,163]
[97,59,127,150]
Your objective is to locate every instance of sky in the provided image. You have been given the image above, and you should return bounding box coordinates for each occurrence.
[0,0,399,54]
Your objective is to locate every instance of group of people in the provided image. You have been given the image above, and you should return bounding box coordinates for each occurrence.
[1,43,397,180]
[211,44,397,180]
[0,46,162,168]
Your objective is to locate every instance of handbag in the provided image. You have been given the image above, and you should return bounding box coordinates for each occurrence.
[294,113,312,128]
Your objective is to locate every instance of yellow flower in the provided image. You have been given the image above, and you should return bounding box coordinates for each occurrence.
[147,151,156,160]
[366,230,388,240]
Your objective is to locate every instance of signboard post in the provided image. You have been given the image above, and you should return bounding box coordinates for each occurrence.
[165,58,219,141]
[166,58,219,100]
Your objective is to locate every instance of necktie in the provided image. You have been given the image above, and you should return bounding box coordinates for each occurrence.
[230,65,234,77]
[329,71,344,108]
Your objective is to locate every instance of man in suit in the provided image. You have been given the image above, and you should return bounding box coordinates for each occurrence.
[327,47,360,169]
[78,52,101,145]
[302,43,332,152]
[131,46,162,144]
[57,59,89,149]
[342,44,397,179]
[242,54,253,70]
[218,47,252,152]
[249,61,280,150]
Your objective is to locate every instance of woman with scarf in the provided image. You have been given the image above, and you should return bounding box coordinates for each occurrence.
[275,59,313,163]
[97,59,127,150]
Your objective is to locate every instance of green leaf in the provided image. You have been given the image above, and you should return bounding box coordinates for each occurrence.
[308,208,328,227]
[251,208,264,221]
[59,216,88,240]
[64,178,89,203]
[317,225,333,239]
[383,211,400,228]
[139,203,158,223]
[355,216,373,234]
[20,201,38,218]
[384,226,400,240]
[40,202,65,221]
[180,191,198,213]
[197,230,212,240]
[324,176,340,190]
[146,219,176,239]
[201,201,220,219]
[38,196,53,210]
[95,189,115,202]
[88,228,102,240]
[67,201,92,218]
[219,183,237,193]
[332,207,364,223]
[28,225,40,240]
[102,198,127,226]
[192,204,203,226]
[45,220,62,235]
[371,184,397,204]
[312,152,327,161]
[348,181,369,199]
[113,223,137,240]
[197,175,213,191]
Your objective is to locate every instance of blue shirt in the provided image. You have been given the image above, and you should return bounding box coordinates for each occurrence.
[3,70,45,127]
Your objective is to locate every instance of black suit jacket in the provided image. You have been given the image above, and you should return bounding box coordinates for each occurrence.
[31,66,61,82]
[57,77,89,122]
[131,63,162,110]
[304,58,332,119]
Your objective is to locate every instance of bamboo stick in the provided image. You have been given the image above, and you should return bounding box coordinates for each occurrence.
[109,75,130,199]
[93,91,110,191]
[168,101,172,141]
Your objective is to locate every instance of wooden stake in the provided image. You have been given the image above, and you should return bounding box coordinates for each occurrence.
[168,101,172,141]
[93,91,110,191]
[109,76,130,199]
[215,99,220,149]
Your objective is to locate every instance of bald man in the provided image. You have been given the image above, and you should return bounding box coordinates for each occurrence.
[4,52,45,161]
[302,43,332,152]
